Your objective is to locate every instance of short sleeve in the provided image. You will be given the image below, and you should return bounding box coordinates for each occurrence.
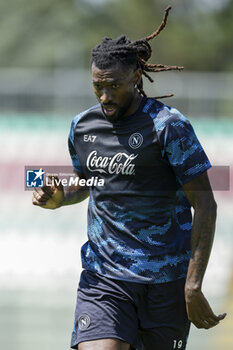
[156,108,211,185]
[68,117,84,174]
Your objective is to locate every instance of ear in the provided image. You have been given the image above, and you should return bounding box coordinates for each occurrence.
[133,68,142,86]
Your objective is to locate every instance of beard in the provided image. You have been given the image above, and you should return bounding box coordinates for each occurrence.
[101,95,135,123]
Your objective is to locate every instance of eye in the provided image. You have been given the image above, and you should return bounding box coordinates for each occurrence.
[93,82,102,91]
[93,83,101,90]
[111,84,119,89]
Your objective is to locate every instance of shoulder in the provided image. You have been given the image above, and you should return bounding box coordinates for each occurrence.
[71,104,100,129]
[69,104,100,142]
[143,98,190,133]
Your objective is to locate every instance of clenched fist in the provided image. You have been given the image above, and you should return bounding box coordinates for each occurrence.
[32,176,64,209]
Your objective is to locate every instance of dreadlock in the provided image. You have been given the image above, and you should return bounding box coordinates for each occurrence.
[91,5,183,99]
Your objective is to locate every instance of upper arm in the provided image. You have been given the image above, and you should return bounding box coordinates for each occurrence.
[155,108,211,186]
[73,169,86,180]
[182,171,216,210]
[68,115,85,175]
[68,136,84,175]
[64,168,89,203]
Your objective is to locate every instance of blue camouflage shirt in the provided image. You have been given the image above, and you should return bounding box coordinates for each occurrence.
[68,97,211,284]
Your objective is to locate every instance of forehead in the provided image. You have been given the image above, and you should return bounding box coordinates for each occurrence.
[92,62,133,82]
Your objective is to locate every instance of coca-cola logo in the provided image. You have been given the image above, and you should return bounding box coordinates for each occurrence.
[86,150,138,175]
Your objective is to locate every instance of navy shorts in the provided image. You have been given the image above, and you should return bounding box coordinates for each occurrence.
[70,270,190,350]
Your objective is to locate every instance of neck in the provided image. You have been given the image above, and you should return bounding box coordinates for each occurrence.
[124,91,143,118]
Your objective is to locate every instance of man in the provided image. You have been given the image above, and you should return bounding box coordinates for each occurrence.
[32,6,226,350]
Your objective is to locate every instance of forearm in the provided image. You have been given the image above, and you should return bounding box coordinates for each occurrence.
[61,185,89,206]
[186,200,217,290]
[182,174,226,328]
[32,180,89,210]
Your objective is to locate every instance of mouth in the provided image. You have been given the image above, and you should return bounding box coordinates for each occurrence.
[102,105,117,117]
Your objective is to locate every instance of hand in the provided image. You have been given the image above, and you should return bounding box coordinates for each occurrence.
[32,176,64,209]
[185,285,226,329]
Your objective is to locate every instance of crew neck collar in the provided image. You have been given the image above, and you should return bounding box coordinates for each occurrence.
[111,96,147,125]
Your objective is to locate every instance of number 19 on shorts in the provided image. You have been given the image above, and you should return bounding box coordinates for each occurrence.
[173,339,183,349]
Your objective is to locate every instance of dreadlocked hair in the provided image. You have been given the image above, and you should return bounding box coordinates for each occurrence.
[91,5,183,99]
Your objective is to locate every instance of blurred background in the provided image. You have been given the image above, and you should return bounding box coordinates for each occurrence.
[0,0,232,349]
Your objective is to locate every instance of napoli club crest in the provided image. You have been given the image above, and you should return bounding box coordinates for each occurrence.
[78,314,91,330]
[128,133,143,149]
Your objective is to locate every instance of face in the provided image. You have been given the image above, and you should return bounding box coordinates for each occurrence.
[92,62,142,122]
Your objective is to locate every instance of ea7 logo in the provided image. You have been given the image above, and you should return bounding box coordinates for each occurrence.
[84,135,97,142]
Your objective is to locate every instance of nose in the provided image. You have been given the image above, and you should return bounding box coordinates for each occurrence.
[100,89,113,104]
